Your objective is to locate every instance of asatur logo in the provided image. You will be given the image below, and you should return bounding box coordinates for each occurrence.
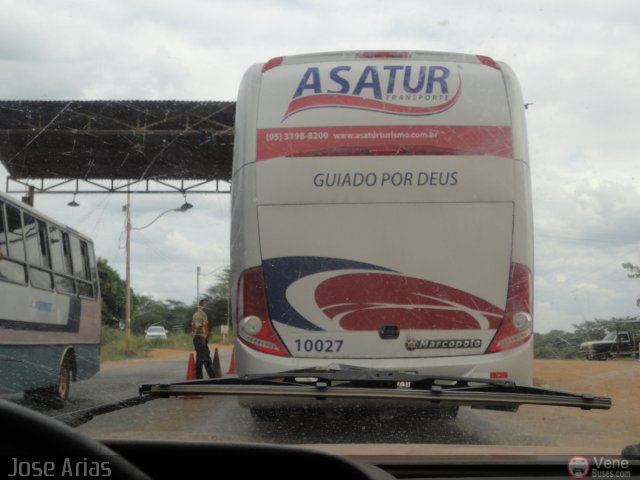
[284,64,461,118]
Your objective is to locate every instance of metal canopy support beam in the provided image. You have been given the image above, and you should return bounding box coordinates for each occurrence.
[5,177,231,194]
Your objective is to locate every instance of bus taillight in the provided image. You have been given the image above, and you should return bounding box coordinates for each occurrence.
[237,266,289,356]
[357,51,411,58]
[487,263,533,353]
[477,55,501,70]
[262,56,284,72]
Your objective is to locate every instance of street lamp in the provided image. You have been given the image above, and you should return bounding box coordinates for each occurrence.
[67,193,80,207]
[131,201,193,231]
[123,194,193,337]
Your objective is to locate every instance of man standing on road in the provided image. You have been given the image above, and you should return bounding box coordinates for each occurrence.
[192,299,216,379]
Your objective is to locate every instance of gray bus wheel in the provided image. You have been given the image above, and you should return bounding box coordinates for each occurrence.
[57,357,72,401]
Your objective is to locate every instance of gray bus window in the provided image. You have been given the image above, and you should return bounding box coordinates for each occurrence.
[78,280,94,297]
[23,213,42,266]
[70,235,88,280]
[37,219,51,269]
[29,265,53,290]
[49,227,73,274]
[49,226,65,272]
[49,226,75,294]
[87,242,99,297]
[80,241,91,280]
[77,240,94,297]
[23,213,53,290]
[0,258,27,283]
[0,202,27,284]
[61,231,73,275]
[55,273,75,294]
[5,204,26,261]
[0,202,7,257]
[70,235,94,297]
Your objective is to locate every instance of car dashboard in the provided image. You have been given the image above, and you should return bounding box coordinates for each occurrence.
[2,397,638,480]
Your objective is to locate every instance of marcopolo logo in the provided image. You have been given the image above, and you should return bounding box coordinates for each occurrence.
[405,337,482,351]
[284,64,462,118]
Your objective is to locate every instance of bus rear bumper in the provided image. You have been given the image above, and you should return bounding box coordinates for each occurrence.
[234,338,533,411]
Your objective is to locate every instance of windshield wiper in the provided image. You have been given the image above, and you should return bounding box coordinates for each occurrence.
[54,394,158,428]
[138,364,612,411]
[53,364,611,429]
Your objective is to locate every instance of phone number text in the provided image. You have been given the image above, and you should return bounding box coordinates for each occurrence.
[265,131,329,142]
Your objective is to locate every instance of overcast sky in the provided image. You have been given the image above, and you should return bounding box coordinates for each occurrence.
[1,0,639,333]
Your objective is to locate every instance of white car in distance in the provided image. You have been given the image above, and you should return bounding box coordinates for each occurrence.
[144,325,168,341]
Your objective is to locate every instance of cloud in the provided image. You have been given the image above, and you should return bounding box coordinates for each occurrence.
[1,0,639,332]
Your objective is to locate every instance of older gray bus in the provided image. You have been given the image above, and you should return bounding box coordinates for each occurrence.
[0,192,100,404]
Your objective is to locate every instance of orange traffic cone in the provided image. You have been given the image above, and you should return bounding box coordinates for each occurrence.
[180,352,203,399]
[227,347,236,374]
[186,352,196,380]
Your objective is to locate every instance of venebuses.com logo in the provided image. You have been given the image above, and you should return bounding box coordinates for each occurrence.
[568,457,590,478]
[568,456,632,478]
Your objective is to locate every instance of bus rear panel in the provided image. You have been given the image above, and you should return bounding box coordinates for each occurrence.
[231,51,533,391]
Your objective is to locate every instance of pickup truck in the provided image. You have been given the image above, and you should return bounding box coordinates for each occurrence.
[580,331,639,360]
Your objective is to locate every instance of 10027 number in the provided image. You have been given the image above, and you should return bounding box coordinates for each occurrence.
[294,339,344,353]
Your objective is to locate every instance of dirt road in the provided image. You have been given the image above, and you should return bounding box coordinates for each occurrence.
[475,358,639,451]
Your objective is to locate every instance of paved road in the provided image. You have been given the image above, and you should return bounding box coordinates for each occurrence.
[59,351,520,446]
[0,349,489,444]
[75,388,529,446]
[3,348,232,418]
[5,352,620,451]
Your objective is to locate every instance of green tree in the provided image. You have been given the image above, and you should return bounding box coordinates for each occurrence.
[97,258,230,335]
[134,295,168,334]
[202,267,231,330]
[97,257,135,327]
[163,299,195,333]
[133,296,201,334]
[534,329,580,359]
[622,262,640,306]
[571,318,616,344]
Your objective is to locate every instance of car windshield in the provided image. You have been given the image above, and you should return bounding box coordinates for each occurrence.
[1,0,639,474]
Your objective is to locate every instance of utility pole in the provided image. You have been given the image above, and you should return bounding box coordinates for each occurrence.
[125,191,132,338]
[196,266,201,301]
[122,195,192,338]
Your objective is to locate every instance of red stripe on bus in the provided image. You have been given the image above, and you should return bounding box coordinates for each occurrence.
[314,272,504,331]
[256,125,513,160]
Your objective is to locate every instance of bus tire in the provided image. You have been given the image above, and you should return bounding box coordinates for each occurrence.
[23,357,73,409]
[56,358,72,401]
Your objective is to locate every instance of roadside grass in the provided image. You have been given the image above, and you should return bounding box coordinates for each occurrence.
[100,326,232,361]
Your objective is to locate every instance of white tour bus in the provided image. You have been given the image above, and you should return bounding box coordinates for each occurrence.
[0,192,101,404]
[231,50,533,413]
